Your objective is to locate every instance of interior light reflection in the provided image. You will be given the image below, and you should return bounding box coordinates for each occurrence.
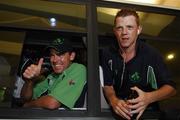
[166,53,175,60]
[49,18,56,27]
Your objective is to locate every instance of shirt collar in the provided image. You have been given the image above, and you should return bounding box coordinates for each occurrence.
[117,39,141,57]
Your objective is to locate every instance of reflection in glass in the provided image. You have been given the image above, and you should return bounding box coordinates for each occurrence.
[97,7,177,39]
[0,1,86,32]
[103,0,180,10]
[0,31,24,107]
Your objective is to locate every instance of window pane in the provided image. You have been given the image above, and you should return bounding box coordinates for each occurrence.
[0,1,86,32]
[0,1,87,110]
[102,0,180,10]
[0,30,24,107]
[98,7,180,111]
[97,7,179,40]
[12,30,87,110]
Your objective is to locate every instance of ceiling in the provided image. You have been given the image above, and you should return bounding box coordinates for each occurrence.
[104,0,180,10]
[0,0,180,63]
[0,0,180,35]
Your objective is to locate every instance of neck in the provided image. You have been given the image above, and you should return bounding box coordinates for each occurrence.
[120,45,136,63]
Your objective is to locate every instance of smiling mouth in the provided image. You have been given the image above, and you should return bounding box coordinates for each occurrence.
[52,64,62,67]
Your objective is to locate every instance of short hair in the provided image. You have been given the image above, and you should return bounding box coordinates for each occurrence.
[114,8,140,26]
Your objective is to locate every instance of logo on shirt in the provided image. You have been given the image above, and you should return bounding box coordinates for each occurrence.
[69,80,75,85]
[129,72,141,83]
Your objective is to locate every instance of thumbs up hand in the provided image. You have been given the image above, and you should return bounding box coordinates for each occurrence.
[23,58,44,80]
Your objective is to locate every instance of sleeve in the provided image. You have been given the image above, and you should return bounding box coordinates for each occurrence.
[154,53,176,89]
[100,49,114,86]
[33,77,48,99]
[49,64,86,109]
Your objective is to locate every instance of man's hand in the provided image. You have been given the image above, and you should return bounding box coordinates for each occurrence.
[23,58,44,80]
[127,86,151,120]
[111,97,132,120]
[103,86,132,119]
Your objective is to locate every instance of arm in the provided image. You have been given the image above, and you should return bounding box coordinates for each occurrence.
[103,86,119,106]
[128,85,176,119]
[146,85,176,103]
[21,80,34,101]
[147,52,176,102]
[21,58,44,101]
[128,53,177,119]
[23,95,61,109]
[104,86,132,120]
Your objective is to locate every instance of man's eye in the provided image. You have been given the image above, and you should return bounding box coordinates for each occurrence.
[57,53,62,56]
[57,53,66,57]
[115,26,122,30]
[127,26,133,30]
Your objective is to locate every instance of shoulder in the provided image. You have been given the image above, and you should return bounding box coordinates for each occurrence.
[63,63,86,80]
[138,40,162,57]
[70,63,86,72]
[100,46,119,58]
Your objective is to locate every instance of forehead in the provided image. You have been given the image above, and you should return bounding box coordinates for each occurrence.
[49,48,58,54]
[115,15,137,26]
[49,49,63,56]
[49,49,70,56]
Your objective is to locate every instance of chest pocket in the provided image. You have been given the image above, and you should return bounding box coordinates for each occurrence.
[147,66,157,89]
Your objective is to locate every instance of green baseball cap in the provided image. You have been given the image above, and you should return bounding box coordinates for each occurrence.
[46,37,73,55]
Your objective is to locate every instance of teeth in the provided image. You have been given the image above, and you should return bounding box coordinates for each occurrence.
[54,64,61,67]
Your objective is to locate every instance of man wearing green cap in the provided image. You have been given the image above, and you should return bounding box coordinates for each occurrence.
[21,38,86,109]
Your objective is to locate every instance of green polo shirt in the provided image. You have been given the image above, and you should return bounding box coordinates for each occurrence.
[32,63,86,109]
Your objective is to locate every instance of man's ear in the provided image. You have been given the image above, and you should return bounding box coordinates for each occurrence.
[70,52,76,61]
[138,26,142,35]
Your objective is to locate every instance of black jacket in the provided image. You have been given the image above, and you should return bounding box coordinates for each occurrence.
[101,40,176,110]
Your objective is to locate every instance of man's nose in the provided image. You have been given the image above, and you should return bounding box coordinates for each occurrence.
[52,54,59,62]
[53,54,64,62]
[122,28,128,34]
